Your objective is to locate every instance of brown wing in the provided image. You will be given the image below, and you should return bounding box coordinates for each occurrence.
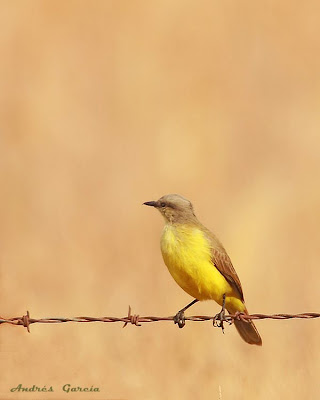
[204,228,244,300]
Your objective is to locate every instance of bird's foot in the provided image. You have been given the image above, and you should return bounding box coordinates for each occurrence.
[213,308,227,333]
[213,294,231,334]
[173,310,186,328]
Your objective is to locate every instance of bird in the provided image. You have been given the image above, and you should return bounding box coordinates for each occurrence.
[143,194,262,345]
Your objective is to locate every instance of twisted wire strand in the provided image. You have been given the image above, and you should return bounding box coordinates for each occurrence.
[0,307,319,333]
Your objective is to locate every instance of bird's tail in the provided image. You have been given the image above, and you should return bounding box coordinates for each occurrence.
[228,305,262,346]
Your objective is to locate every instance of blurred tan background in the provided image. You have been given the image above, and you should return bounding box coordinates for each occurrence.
[0,1,320,399]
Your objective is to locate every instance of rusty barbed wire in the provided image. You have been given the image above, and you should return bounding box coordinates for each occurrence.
[0,307,319,332]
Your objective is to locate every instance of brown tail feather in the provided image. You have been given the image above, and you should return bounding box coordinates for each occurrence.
[229,307,262,346]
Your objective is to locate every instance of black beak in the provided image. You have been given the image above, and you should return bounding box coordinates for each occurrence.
[143,201,157,207]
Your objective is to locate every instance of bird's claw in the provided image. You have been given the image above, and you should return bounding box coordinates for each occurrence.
[174,310,186,328]
[213,293,231,334]
[213,308,226,333]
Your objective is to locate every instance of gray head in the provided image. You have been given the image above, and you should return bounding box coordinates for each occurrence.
[143,194,197,224]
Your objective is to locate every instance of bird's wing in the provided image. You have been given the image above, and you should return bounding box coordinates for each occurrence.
[204,229,244,300]
[211,247,244,300]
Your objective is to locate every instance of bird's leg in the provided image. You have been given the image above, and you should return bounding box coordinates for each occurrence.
[213,294,227,333]
[173,299,199,328]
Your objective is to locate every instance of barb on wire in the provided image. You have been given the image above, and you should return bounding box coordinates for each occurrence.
[0,307,319,333]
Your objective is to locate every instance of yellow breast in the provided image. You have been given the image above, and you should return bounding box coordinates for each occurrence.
[160,224,233,302]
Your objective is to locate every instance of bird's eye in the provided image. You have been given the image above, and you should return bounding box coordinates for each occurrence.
[160,202,166,207]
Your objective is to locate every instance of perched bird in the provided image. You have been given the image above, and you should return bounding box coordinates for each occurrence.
[143,194,262,345]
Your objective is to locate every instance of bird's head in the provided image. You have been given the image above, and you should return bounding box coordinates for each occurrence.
[143,194,196,224]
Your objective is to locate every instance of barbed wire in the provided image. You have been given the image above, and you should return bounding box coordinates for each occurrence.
[0,307,319,333]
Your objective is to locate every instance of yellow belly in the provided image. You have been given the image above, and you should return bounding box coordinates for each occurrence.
[160,224,243,309]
